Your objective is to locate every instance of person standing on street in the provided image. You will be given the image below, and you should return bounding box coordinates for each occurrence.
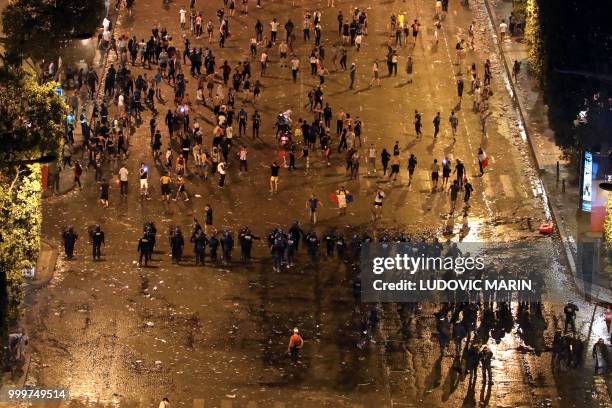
[349,62,356,89]
[62,227,78,259]
[119,164,129,197]
[269,161,280,194]
[288,328,304,358]
[90,225,105,261]
[137,232,152,267]
[139,163,151,200]
[170,227,185,264]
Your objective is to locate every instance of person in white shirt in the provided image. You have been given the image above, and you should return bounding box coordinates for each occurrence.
[217,161,227,187]
[499,19,508,42]
[179,9,187,29]
[270,18,280,43]
[159,398,170,408]
[118,165,129,196]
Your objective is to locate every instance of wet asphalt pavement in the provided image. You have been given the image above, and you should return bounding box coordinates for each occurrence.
[15,0,612,406]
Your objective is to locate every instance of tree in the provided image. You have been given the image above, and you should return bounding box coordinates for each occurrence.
[1,0,105,63]
[0,66,67,165]
[0,64,65,362]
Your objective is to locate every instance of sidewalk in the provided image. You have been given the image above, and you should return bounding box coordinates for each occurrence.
[485,0,612,401]
[485,0,612,303]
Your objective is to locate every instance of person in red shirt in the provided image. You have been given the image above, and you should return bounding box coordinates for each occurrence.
[287,328,303,357]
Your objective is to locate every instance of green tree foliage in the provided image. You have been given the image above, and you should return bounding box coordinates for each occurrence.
[0,66,67,164]
[0,165,42,324]
[0,65,65,348]
[524,0,543,79]
[1,0,105,62]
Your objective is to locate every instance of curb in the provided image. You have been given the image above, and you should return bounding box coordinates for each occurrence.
[26,240,58,289]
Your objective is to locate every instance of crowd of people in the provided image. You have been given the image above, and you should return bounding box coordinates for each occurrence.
[46,0,611,400]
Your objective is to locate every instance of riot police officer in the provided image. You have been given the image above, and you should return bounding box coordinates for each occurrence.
[240,227,259,262]
[324,229,336,257]
[137,232,152,266]
[170,227,185,264]
[209,233,220,263]
[62,226,78,259]
[305,230,319,260]
[221,230,234,265]
[191,227,208,266]
[90,225,105,261]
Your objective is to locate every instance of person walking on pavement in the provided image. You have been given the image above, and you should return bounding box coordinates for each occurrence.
[604,305,612,341]
[307,193,322,224]
[433,112,441,138]
[98,178,110,207]
[288,327,304,358]
[90,225,105,261]
[349,62,356,89]
[62,227,78,259]
[431,159,440,192]
[336,186,349,215]
[373,189,385,220]
[477,147,488,175]
[479,345,494,384]
[407,154,417,187]
[464,179,474,206]
[593,338,609,374]
[449,110,459,141]
[564,302,579,333]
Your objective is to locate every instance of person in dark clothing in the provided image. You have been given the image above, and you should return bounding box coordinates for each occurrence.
[324,229,336,257]
[90,225,105,260]
[479,346,494,384]
[170,227,185,264]
[465,344,480,385]
[62,227,78,259]
[305,230,319,260]
[221,230,234,265]
[137,233,152,266]
[564,302,579,333]
[239,227,259,262]
[209,233,220,263]
[381,148,391,175]
[191,227,208,266]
